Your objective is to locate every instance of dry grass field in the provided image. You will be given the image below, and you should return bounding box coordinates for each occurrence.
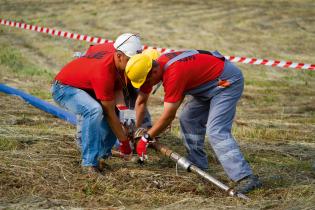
[0,0,314,209]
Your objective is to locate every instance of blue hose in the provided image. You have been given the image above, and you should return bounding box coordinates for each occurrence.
[0,83,76,125]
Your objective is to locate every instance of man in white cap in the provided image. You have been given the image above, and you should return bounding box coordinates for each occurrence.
[51,33,142,175]
[75,35,156,153]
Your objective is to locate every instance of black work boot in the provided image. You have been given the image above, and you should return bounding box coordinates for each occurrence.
[235,175,262,194]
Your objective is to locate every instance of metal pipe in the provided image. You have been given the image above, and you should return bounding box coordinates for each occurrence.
[151,142,249,200]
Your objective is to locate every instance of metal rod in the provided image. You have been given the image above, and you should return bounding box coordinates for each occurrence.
[151,142,250,200]
[189,165,230,191]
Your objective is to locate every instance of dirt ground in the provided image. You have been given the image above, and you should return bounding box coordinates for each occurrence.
[0,0,315,209]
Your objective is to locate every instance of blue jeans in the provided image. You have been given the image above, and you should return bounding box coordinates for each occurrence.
[51,82,116,166]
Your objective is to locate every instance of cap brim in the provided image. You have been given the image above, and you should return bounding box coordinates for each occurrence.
[131,80,144,89]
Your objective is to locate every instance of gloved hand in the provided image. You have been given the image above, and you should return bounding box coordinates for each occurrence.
[117,105,136,127]
[119,139,132,155]
[136,136,149,161]
[134,127,147,139]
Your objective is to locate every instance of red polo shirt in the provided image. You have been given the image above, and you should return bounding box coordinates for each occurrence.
[156,51,225,103]
[55,43,123,101]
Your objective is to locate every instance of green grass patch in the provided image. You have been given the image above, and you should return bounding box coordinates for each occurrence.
[0,138,20,151]
[0,45,53,78]
[245,79,290,88]
[29,89,53,100]
[234,126,313,142]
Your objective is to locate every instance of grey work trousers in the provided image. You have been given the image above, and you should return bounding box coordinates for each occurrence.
[180,61,252,181]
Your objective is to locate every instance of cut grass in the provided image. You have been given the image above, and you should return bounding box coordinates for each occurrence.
[0,45,54,78]
[0,138,20,151]
[0,0,314,209]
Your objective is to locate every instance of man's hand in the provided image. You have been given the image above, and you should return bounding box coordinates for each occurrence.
[119,139,132,155]
[136,136,149,161]
[134,127,147,139]
[117,105,136,127]
[136,132,154,161]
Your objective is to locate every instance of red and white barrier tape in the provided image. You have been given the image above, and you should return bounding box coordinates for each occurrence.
[1,18,314,71]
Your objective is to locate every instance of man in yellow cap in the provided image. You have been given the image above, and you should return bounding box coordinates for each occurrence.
[125,49,262,194]
[111,48,160,151]
[124,48,161,129]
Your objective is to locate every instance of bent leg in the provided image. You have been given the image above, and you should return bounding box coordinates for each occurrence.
[52,84,108,166]
[207,78,252,181]
[179,97,209,169]
[75,115,83,149]
[100,116,117,158]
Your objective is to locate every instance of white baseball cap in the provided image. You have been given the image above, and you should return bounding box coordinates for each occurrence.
[114,33,142,57]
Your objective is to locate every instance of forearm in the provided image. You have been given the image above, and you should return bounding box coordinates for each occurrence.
[135,103,146,128]
[135,92,149,128]
[115,90,126,107]
[105,111,127,141]
[101,100,127,141]
[135,101,180,160]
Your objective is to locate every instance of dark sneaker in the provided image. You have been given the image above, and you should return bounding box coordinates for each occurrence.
[82,166,104,177]
[98,158,111,172]
[235,175,262,194]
